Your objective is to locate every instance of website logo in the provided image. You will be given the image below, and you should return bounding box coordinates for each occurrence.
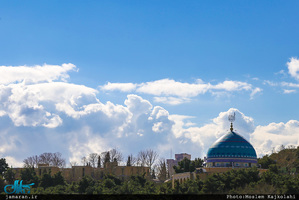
[4,180,35,194]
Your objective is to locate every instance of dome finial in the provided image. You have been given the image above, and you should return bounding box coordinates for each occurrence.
[228,112,235,132]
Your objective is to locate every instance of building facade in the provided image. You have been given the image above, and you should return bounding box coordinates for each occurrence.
[12,161,151,183]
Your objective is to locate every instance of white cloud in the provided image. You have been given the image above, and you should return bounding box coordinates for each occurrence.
[153,96,191,105]
[263,80,278,87]
[0,63,76,85]
[251,120,299,156]
[100,82,137,92]
[169,108,256,158]
[287,57,299,80]
[136,79,209,97]
[250,87,262,99]
[281,82,299,88]
[0,63,177,166]
[0,82,98,127]
[212,80,252,91]
[100,78,261,105]
[283,89,296,94]
[1,63,297,168]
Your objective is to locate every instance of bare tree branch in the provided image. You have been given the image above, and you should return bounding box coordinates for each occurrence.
[81,156,87,166]
[109,149,123,163]
[52,152,66,168]
[137,150,147,167]
[39,153,53,165]
[88,153,98,168]
[145,149,158,169]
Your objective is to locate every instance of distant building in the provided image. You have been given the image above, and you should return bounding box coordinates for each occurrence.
[167,153,191,177]
[12,161,150,183]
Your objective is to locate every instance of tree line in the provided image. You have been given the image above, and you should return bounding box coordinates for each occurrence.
[1,161,298,194]
[1,145,298,194]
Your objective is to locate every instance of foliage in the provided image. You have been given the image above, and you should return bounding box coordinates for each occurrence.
[126,155,131,166]
[78,176,95,194]
[40,172,54,188]
[0,158,9,176]
[0,176,5,193]
[4,168,15,184]
[173,157,204,173]
[258,155,276,169]
[20,167,39,186]
[5,146,299,194]
[39,171,66,189]
[53,171,66,186]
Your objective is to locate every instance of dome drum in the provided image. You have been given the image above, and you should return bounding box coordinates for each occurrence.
[206,158,257,163]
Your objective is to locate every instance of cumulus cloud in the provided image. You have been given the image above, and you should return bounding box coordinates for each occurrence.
[168,108,256,158]
[0,63,297,168]
[0,82,98,127]
[0,64,177,166]
[0,63,76,85]
[287,57,299,80]
[100,79,261,105]
[251,120,299,156]
[169,108,299,158]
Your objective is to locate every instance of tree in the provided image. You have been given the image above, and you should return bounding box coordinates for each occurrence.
[40,172,54,188]
[97,155,101,168]
[145,149,158,169]
[104,152,110,164]
[157,159,167,181]
[109,149,123,163]
[0,158,9,176]
[51,152,66,168]
[258,155,276,169]
[126,154,137,166]
[173,157,192,173]
[20,167,38,186]
[137,149,158,168]
[23,153,66,168]
[126,155,131,166]
[137,150,147,167]
[88,153,98,168]
[4,168,15,184]
[78,176,95,194]
[70,161,78,167]
[53,171,65,186]
[39,153,53,165]
[81,156,87,166]
[193,158,204,168]
[23,157,36,168]
[0,176,5,193]
[151,169,156,179]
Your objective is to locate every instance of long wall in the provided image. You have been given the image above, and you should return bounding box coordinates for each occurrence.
[12,163,151,183]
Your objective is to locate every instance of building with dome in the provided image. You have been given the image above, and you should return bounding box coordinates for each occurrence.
[171,113,264,188]
[206,117,258,168]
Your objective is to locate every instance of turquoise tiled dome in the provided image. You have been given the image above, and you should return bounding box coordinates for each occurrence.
[207,131,257,160]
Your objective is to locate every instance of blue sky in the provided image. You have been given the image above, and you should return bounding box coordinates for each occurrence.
[0,1,299,167]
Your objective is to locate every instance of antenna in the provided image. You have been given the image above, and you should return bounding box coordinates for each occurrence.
[228,112,235,132]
